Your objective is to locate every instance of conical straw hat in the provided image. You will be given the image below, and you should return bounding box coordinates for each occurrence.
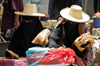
[15,4,45,17]
[60,5,90,23]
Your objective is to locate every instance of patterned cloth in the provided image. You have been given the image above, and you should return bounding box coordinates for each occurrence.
[55,18,88,36]
[86,46,94,66]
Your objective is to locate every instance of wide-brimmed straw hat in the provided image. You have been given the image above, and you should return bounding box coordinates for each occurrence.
[14,4,45,17]
[60,5,90,23]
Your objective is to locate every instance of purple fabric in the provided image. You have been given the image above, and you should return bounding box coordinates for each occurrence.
[2,0,24,29]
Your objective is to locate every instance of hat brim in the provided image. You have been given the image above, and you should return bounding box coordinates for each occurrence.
[14,12,45,17]
[60,8,90,23]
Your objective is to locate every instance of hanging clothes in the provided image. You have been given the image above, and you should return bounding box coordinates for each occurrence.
[94,0,100,13]
[48,0,82,20]
[81,0,94,19]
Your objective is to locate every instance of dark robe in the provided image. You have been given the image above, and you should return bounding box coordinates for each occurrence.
[6,16,43,57]
[2,0,23,29]
[48,21,80,48]
[93,0,100,13]
[48,0,82,20]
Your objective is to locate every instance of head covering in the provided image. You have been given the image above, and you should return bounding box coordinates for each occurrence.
[14,4,45,17]
[60,5,90,23]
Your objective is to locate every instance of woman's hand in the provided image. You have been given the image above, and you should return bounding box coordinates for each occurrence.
[14,20,20,29]
[14,11,20,29]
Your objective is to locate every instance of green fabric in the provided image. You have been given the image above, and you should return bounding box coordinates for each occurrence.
[29,0,39,10]
[30,0,39,4]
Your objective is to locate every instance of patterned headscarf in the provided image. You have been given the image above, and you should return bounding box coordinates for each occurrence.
[55,17,88,35]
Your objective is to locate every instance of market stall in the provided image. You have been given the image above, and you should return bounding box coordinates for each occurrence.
[0,32,98,66]
[0,2,100,66]
[0,17,100,66]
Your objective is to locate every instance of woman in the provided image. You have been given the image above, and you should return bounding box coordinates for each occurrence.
[2,0,24,41]
[5,4,49,57]
[48,5,90,48]
[48,5,93,65]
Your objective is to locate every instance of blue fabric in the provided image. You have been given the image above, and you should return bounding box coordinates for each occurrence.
[26,47,48,66]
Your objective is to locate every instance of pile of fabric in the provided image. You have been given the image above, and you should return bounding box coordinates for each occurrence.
[0,59,26,66]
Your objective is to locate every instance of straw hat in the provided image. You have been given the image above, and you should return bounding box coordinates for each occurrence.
[14,4,45,17]
[60,5,90,23]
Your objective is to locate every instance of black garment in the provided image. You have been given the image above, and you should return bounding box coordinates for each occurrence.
[48,0,82,20]
[48,21,80,48]
[6,16,43,57]
[94,0,100,13]
[94,0,98,13]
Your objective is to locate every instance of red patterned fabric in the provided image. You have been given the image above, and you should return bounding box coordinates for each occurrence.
[0,59,26,66]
